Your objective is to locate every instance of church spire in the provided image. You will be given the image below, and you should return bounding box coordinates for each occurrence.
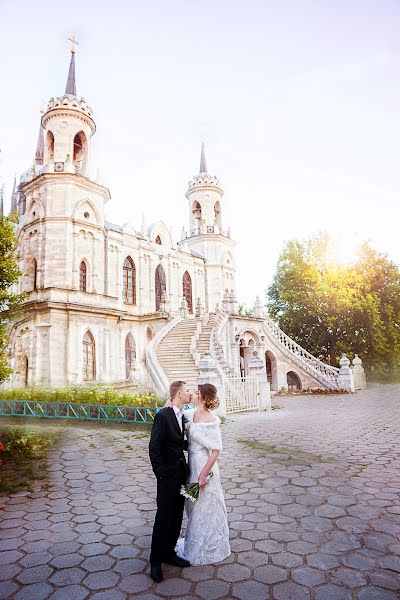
[65,35,79,96]
[10,175,17,214]
[35,113,44,166]
[199,141,208,174]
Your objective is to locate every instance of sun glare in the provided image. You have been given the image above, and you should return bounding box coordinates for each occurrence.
[327,237,360,266]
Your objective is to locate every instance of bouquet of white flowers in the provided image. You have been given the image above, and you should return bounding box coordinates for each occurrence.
[180,473,214,503]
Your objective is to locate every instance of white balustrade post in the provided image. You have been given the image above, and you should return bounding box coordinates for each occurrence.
[338,354,355,392]
[351,354,367,390]
[247,351,271,411]
[197,352,225,417]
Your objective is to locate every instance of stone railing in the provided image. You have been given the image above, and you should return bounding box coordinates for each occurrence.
[145,316,182,395]
[181,225,231,240]
[209,309,235,378]
[262,316,340,389]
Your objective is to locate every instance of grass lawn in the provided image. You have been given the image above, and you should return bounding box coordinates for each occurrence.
[0,420,61,495]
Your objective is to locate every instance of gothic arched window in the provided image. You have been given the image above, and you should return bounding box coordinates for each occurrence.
[155,264,166,311]
[83,331,96,381]
[125,333,136,379]
[123,257,136,304]
[155,235,162,245]
[79,261,87,292]
[182,271,193,313]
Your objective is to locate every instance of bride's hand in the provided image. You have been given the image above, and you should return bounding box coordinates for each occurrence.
[164,399,174,408]
[198,472,207,488]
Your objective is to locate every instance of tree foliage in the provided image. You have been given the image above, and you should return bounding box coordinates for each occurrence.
[0,215,23,383]
[266,232,400,378]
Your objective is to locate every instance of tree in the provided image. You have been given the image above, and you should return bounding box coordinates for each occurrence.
[266,232,400,378]
[0,215,24,382]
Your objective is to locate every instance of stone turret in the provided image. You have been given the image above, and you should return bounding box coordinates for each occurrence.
[186,143,224,233]
[41,45,95,177]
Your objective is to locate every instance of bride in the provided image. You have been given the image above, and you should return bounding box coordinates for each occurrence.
[175,383,231,565]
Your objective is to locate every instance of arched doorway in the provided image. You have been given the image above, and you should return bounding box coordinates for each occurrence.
[265,350,278,392]
[83,331,96,381]
[125,333,136,379]
[287,371,302,392]
[155,264,166,311]
[182,271,193,313]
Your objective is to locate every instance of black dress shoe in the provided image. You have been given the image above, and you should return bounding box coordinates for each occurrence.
[150,563,163,582]
[164,553,191,567]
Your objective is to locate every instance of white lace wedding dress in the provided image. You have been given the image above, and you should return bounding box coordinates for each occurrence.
[175,409,231,565]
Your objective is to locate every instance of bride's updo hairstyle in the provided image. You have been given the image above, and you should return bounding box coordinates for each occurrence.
[198,383,219,411]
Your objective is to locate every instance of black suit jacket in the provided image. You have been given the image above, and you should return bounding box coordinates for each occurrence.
[149,407,189,482]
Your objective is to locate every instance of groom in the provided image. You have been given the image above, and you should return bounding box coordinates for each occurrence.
[149,380,191,582]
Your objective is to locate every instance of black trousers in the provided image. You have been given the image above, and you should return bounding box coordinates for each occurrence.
[150,475,185,564]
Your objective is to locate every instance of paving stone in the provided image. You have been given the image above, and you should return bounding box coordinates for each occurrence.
[82,569,120,590]
[90,592,127,600]
[369,569,400,591]
[273,581,310,599]
[14,582,54,600]
[378,556,400,572]
[287,541,317,555]
[314,584,352,600]
[217,563,250,582]
[195,579,230,599]
[49,567,86,586]
[48,585,90,599]
[0,562,21,580]
[16,565,54,585]
[181,565,214,581]
[357,588,398,600]
[307,553,340,569]
[237,550,267,567]
[80,542,110,557]
[232,580,268,600]
[109,545,139,559]
[330,567,367,588]
[254,539,284,553]
[50,554,83,569]
[81,555,115,572]
[0,549,24,566]
[0,581,20,599]
[118,573,152,594]
[291,567,325,586]
[254,565,287,584]
[113,558,146,575]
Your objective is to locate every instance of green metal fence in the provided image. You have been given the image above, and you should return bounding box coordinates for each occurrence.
[0,400,161,424]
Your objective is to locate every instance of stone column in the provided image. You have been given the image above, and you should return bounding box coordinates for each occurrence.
[352,354,367,390]
[338,354,355,392]
[72,232,79,290]
[247,351,271,411]
[197,352,225,416]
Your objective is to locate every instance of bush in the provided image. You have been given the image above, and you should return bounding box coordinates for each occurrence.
[0,385,161,408]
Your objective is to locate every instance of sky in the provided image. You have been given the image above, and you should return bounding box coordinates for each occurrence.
[0,0,399,305]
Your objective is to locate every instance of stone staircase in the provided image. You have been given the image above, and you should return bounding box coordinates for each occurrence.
[156,319,199,388]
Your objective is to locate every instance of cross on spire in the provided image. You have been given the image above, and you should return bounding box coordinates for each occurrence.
[68,34,79,54]
[65,35,78,96]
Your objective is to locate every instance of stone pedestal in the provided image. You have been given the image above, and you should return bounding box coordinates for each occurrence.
[248,351,271,410]
[197,352,225,416]
[352,354,367,390]
[338,354,355,392]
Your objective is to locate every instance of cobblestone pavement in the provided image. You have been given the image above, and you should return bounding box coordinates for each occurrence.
[1,384,400,600]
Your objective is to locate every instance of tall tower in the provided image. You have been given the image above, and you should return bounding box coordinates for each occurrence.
[183,144,236,312]
[41,39,95,177]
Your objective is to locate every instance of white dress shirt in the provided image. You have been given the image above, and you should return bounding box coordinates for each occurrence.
[172,404,183,432]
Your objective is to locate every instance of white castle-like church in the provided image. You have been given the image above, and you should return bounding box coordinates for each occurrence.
[3,46,364,406]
